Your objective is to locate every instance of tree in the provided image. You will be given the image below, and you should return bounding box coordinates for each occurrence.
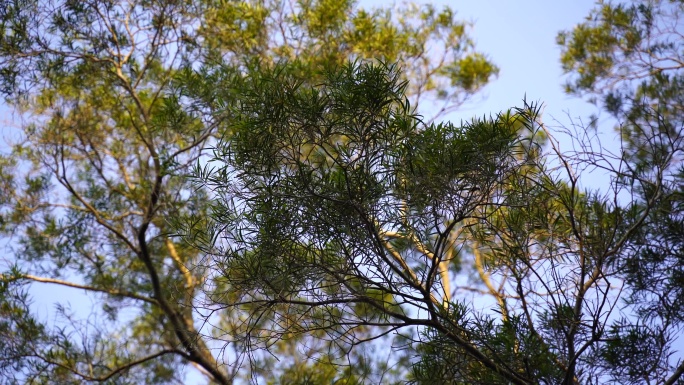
[0,0,497,383]
[189,58,680,384]
[559,0,684,382]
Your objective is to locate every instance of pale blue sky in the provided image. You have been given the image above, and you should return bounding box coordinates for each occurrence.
[442,0,621,193]
[435,1,599,123]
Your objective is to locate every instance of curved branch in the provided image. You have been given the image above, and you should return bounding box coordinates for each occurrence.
[1,274,157,306]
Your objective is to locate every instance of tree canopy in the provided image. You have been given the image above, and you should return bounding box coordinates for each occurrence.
[0,0,497,382]
[0,0,682,384]
[559,2,684,381]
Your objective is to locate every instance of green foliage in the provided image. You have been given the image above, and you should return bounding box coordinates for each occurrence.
[558,0,684,119]
[559,1,684,383]
[411,308,563,385]
[598,318,675,384]
[193,60,605,385]
[399,111,519,219]
[0,0,499,382]
[200,0,498,119]
[3,0,680,382]
[187,53,684,383]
